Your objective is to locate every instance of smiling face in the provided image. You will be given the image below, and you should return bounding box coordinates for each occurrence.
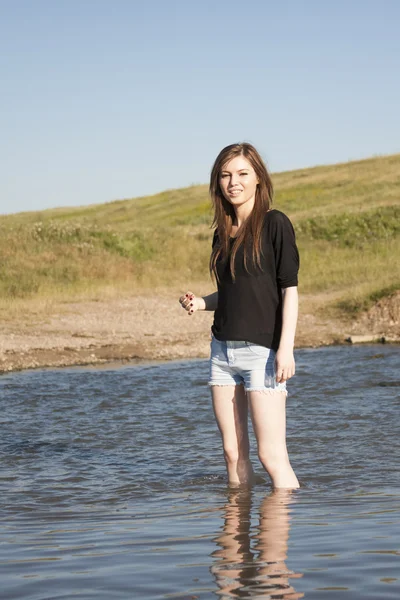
[219,155,259,210]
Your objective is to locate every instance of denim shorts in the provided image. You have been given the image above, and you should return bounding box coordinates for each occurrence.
[208,335,287,394]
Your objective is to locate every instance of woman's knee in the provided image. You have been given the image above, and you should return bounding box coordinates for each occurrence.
[258,447,289,472]
[223,445,240,465]
[223,442,250,465]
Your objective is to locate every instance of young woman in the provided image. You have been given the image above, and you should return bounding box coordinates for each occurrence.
[179,143,300,489]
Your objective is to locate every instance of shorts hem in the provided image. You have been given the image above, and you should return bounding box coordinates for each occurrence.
[245,387,288,396]
[208,382,244,387]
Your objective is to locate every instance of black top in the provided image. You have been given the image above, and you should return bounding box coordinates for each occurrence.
[211,209,299,351]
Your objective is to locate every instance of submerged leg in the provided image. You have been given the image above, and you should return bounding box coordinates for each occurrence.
[248,390,299,489]
[211,384,254,486]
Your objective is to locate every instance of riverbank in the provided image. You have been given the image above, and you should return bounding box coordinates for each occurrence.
[1,288,398,374]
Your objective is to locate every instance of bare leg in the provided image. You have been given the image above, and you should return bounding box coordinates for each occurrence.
[211,384,254,486]
[248,390,299,489]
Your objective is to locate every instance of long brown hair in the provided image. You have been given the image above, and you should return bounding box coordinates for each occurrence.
[209,142,274,281]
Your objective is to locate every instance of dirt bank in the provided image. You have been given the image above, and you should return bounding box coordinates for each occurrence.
[0,291,398,374]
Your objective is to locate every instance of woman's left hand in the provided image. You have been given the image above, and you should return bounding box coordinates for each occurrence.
[275,347,295,383]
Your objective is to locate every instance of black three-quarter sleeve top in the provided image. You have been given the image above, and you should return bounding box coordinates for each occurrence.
[211,209,299,351]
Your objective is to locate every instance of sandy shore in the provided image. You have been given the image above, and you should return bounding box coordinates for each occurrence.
[0,290,398,374]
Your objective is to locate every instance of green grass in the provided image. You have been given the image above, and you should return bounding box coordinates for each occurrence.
[295,205,400,247]
[1,153,399,315]
[335,284,400,316]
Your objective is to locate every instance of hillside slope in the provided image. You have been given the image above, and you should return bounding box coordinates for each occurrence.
[1,153,399,306]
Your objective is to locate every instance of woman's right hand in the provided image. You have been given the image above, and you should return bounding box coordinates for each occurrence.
[179,291,203,316]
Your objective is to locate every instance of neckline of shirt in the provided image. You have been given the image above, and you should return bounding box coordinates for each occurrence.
[229,209,277,239]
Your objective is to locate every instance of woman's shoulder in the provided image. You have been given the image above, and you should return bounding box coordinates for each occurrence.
[264,208,292,228]
[263,208,291,223]
[262,209,296,238]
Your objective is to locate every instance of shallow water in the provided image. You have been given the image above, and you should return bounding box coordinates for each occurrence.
[0,344,399,599]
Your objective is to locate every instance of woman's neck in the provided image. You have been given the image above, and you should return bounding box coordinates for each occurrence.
[233,199,255,228]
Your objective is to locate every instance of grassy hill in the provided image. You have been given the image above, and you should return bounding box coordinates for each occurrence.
[1,153,399,316]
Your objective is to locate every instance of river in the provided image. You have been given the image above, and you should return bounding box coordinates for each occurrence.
[0,344,399,599]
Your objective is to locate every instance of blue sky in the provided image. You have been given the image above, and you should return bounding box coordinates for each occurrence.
[1,0,399,214]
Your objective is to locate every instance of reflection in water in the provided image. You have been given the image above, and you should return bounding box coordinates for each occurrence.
[211,489,303,598]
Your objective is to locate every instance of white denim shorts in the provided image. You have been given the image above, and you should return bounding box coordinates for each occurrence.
[208,335,287,394]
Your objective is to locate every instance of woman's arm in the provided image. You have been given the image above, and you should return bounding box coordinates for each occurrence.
[275,286,298,382]
[198,291,218,311]
[279,287,298,350]
[179,291,218,314]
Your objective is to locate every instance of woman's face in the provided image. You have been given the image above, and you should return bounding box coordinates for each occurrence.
[219,155,259,208]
